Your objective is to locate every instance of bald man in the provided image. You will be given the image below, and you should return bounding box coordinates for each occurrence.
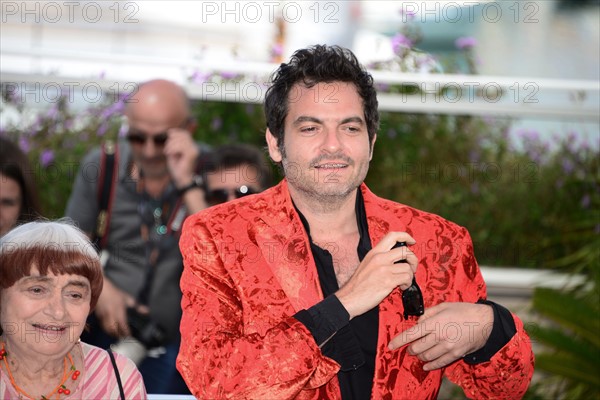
[66,79,206,394]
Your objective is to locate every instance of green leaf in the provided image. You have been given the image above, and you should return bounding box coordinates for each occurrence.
[535,353,600,390]
[529,325,600,370]
[532,287,600,348]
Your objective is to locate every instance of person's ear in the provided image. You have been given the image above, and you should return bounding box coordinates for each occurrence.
[369,133,377,161]
[266,129,282,163]
[184,117,198,134]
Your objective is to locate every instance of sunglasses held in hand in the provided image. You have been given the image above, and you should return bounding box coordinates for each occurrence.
[392,241,425,319]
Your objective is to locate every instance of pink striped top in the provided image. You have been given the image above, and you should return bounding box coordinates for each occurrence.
[1,342,147,399]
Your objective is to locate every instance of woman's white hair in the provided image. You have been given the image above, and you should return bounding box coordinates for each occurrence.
[0,218,98,260]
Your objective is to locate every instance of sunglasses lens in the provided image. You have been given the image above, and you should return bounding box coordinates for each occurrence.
[206,189,229,205]
[126,134,146,145]
[402,278,424,318]
[126,132,169,146]
[153,133,169,146]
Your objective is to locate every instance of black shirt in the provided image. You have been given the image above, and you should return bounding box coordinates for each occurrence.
[293,190,516,399]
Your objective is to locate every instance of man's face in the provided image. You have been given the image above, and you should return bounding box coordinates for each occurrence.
[205,164,262,206]
[267,81,375,201]
[125,101,188,179]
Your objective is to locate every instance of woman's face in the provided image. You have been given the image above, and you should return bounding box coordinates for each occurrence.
[0,268,91,358]
[0,173,22,237]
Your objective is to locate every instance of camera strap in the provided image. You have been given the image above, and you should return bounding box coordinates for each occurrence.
[94,140,119,251]
[135,175,184,307]
[107,349,126,400]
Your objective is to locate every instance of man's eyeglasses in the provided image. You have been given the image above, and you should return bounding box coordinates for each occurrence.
[124,117,192,147]
[126,131,169,147]
[392,241,425,319]
[205,185,257,205]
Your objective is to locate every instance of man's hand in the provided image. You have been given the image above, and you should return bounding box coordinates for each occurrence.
[388,302,494,371]
[95,278,136,338]
[336,232,417,319]
[164,128,200,189]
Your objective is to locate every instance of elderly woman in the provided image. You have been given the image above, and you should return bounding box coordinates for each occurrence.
[0,220,147,399]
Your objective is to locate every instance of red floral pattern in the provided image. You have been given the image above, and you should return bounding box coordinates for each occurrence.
[177,181,534,399]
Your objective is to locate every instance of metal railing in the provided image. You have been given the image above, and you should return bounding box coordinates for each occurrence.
[2,47,599,120]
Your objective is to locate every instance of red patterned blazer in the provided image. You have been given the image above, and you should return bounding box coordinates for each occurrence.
[178,180,534,399]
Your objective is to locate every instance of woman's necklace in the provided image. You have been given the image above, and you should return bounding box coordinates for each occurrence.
[0,343,81,399]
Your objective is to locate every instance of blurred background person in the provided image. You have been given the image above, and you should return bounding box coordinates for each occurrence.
[202,143,273,206]
[65,79,208,394]
[0,220,147,399]
[0,137,42,236]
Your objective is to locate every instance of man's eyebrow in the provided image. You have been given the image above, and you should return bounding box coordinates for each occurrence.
[340,116,365,125]
[292,116,323,126]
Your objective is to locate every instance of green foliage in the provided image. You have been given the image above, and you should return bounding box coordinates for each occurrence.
[527,286,600,399]
[191,101,266,147]
[525,186,600,399]
[0,93,124,218]
[2,92,597,270]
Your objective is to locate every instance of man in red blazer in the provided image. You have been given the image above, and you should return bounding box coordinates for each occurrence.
[177,45,534,399]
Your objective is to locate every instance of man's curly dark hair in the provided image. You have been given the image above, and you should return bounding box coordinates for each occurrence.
[264,45,379,154]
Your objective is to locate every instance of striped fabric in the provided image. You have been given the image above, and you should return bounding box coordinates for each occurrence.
[1,342,147,399]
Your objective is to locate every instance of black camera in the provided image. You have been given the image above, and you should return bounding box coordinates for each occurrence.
[126,307,167,349]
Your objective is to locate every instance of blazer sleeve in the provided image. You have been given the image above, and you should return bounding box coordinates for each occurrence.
[443,228,535,399]
[177,215,340,399]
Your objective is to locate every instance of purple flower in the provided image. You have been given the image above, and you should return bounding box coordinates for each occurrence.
[220,72,238,80]
[210,117,223,131]
[64,118,73,130]
[527,149,542,164]
[45,105,60,120]
[519,129,540,142]
[271,43,284,57]
[561,158,575,174]
[391,33,413,54]
[398,7,416,20]
[387,129,397,139]
[455,36,477,50]
[19,137,30,153]
[376,83,390,92]
[40,149,54,168]
[469,150,481,163]
[581,194,591,209]
[191,70,211,85]
[100,101,124,120]
[118,122,128,138]
[97,121,108,137]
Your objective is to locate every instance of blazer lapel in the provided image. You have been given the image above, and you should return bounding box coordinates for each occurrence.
[250,181,324,312]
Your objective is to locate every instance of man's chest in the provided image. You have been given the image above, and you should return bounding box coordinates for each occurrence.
[314,234,361,288]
